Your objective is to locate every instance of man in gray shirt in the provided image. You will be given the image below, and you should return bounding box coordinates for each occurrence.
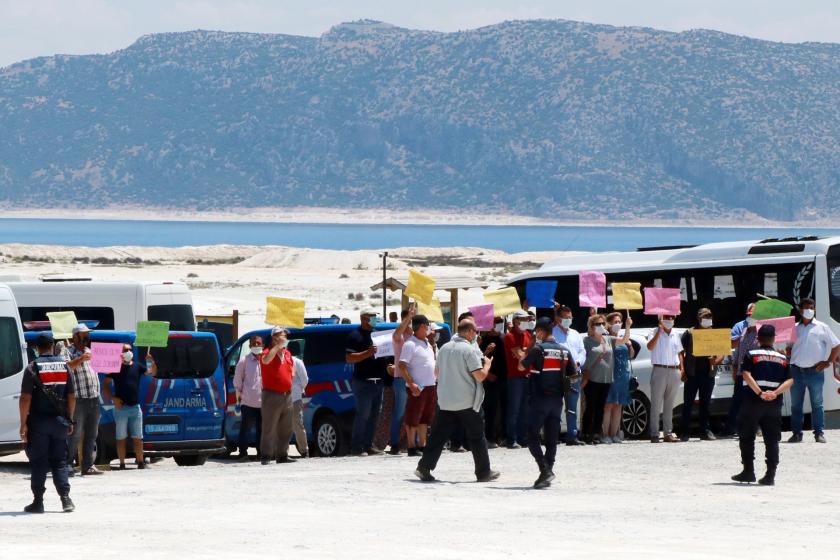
[414,320,499,483]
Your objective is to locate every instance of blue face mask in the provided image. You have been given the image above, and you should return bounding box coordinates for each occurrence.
[369,316,379,328]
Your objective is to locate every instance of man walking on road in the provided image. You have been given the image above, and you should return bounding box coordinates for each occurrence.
[414,320,499,483]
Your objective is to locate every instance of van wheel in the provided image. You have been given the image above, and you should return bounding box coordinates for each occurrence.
[622,392,651,439]
[94,434,114,465]
[174,455,207,467]
[313,414,343,457]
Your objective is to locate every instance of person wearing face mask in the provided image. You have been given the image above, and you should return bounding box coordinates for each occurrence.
[65,323,102,476]
[602,312,634,443]
[479,317,508,448]
[346,310,389,457]
[103,343,157,470]
[552,305,586,446]
[680,309,724,442]
[788,298,840,443]
[414,320,498,483]
[581,314,615,444]
[646,314,684,443]
[725,310,760,437]
[260,326,297,464]
[503,309,534,448]
[730,303,756,350]
[233,335,264,460]
[400,315,438,457]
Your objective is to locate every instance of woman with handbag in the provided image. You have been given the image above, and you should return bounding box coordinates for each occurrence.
[581,314,615,444]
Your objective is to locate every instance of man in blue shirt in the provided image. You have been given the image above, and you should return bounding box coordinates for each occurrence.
[731,324,793,486]
[552,305,585,446]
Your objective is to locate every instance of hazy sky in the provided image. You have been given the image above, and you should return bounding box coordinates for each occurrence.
[2,0,839,68]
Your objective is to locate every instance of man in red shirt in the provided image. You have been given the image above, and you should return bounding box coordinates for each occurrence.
[260,327,296,465]
[504,309,535,448]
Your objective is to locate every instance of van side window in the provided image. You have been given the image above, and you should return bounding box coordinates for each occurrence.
[0,318,24,379]
[148,305,196,331]
[299,331,352,366]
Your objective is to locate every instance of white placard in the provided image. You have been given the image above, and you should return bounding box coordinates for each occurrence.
[371,329,396,358]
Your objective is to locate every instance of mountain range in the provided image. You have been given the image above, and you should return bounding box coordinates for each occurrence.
[1,19,839,221]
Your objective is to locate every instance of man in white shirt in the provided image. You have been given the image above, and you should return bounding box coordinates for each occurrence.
[399,315,438,457]
[552,305,586,445]
[646,314,684,443]
[787,298,840,443]
[290,343,309,457]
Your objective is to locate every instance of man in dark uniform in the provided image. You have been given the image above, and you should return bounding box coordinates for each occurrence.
[731,324,794,486]
[19,333,77,513]
[519,318,577,489]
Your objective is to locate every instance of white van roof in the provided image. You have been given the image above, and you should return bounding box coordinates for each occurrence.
[508,236,840,283]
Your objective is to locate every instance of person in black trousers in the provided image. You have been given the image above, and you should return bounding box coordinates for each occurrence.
[479,319,507,448]
[580,314,615,444]
[680,308,724,441]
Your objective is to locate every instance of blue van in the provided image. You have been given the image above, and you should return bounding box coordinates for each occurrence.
[25,330,227,466]
[222,323,451,457]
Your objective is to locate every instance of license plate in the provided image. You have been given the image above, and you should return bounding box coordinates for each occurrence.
[145,424,179,435]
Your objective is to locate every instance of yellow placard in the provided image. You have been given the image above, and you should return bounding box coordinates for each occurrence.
[47,311,79,340]
[691,328,732,357]
[483,287,522,316]
[405,269,436,305]
[417,298,445,323]
[611,282,643,310]
[265,297,305,329]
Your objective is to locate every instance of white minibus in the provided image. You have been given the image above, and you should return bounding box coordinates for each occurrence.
[0,284,27,455]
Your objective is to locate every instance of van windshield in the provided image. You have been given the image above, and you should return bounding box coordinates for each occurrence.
[826,245,840,323]
[148,305,196,331]
[143,337,218,379]
[0,317,24,380]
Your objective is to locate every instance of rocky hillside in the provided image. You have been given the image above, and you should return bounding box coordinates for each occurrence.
[1,19,839,221]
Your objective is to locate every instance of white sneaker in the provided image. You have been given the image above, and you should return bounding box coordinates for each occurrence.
[601,435,612,444]
[612,436,623,444]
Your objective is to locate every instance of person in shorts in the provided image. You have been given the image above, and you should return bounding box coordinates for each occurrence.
[399,315,438,457]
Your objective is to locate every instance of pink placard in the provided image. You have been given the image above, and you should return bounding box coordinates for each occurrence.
[756,316,797,344]
[579,271,606,309]
[90,342,124,373]
[469,303,496,331]
[643,287,682,316]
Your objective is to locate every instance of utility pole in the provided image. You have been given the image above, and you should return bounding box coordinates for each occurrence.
[380,251,388,319]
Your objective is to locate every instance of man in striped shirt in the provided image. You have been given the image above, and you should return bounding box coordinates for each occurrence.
[65,324,102,476]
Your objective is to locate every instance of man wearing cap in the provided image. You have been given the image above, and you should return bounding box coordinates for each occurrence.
[519,318,577,488]
[732,324,793,486]
[504,309,534,448]
[65,323,102,476]
[400,315,438,457]
[346,309,389,456]
[788,298,840,444]
[680,309,724,441]
[646,314,684,442]
[260,327,296,464]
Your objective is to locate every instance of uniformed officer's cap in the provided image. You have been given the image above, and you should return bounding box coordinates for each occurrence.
[757,324,775,337]
[36,332,55,345]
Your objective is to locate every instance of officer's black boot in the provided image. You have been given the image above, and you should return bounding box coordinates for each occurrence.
[60,494,75,513]
[533,464,555,489]
[758,464,776,486]
[731,462,756,483]
[24,498,44,514]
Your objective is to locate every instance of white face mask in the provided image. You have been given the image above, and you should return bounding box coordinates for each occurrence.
[609,323,621,335]
[746,317,757,327]
[520,321,535,331]
[596,325,608,335]
[802,309,815,320]
[250,346,263,355]
[560,318,573,329]
[700,318,713,328]
[494,322,505,334]
[661,320,675,330]
[122,351,134,362]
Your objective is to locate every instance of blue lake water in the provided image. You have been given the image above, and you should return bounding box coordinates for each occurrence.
[0,217,839,252]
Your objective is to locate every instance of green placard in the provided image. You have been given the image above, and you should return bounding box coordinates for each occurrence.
[135,321,170,347]
[751,298,793,321]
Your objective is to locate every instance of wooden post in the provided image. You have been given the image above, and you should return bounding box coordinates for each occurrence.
[449,288,459,332]
[401,290,409,311]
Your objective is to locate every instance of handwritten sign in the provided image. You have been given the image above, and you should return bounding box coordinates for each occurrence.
[417,298,445,323]
[90,342,124,373]
[405,269,436,305]
[265,297,305,329]
[611,283,643,310]
[579,271,606,309]
[525,280,557,308]
[692,328,732,357]
[135,321,170,348]
[644,287,682,316]
[469,303,495,331]
[371,329,396,359]
[757,316,797,344]
[47,311,78,340]
[752,298,793,321]
[483,287,522,317]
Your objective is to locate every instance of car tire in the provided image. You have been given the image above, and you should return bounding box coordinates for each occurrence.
[174,454,207,467]
[94,433,115,465]
[313,413,343,457]
[622,391,651,439]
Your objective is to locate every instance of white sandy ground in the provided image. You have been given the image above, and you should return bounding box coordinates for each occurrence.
[0,244,572,333]
[1,433,838,559]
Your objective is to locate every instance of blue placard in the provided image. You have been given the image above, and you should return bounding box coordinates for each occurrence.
[525,280,558,308]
